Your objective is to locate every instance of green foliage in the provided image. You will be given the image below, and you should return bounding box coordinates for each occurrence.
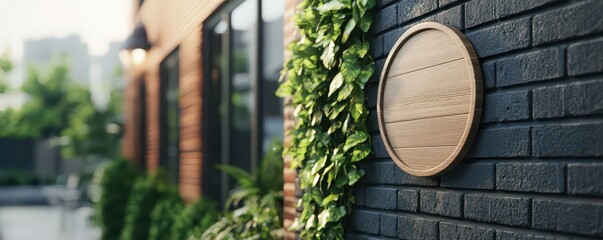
[121,171,167,240]
[95,159,138,240]
[201,141,284,240]
[149,187,184,240]
[0,50,12,93]
[61,85,123,159]
[275,0,376,238]
[0,58,122,159]
[0,169,43,186]
[172,197,219,240]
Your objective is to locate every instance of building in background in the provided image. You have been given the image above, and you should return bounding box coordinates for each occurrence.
[23,35,90,84]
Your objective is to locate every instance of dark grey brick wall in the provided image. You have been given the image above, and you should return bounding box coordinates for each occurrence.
[350,0,603,239]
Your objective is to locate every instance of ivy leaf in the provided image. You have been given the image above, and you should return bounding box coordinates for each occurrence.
[321,193,340,206]
[306,214,316,230]
[342,18,357,44]
[347,169,365,185]
[320,41,337,69]
[311,155,327,174]
[312,173,321,187]
[358,62,375,86]
[317,0,346,12]
[337,83,354,101]
[351,102,364,120]
[343,131,368,152]
[275,82,293,97]
[288,218,303,231]
[351,144,371,162]
[317,206,345,230]
[359,11,373,32]
[327,72,344,97]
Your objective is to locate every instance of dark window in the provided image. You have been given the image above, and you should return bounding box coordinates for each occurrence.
[138,78,147,171]
[203,0,284,204]
[160,49,180,184]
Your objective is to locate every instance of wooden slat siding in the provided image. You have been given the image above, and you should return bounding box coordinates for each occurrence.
[283,0,301,239]
[122,0,224,202]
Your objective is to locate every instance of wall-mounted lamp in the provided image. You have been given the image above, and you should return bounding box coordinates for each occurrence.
[120,23,151,67]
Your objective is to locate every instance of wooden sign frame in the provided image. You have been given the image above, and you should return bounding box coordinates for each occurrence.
[377,22,483,176]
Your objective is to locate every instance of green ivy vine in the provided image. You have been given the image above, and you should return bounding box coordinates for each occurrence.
[276,0,376,238]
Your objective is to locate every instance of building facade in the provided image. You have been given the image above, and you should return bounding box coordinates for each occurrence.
[122,0,603,239]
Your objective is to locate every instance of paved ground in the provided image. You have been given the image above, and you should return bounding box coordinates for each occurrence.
[0,205,100,240]
[0,186,100,240]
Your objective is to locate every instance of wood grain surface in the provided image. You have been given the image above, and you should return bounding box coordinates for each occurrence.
[377,22,483,176]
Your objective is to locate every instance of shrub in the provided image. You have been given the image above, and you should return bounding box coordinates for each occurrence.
[95,159,138,240]
[171,197,219,240]
[201,141,284,239]
[149,186,184,240]
[120,171,167,240]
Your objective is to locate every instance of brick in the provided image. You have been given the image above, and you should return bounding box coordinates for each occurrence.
[464,194,531,227]
[533,85,565,119]
[568,163,603,196]
[420,190,463,218]
[532,80,603,119]
[379,161,439,186]
[345,233,367,240]
[533,199,603,236]
[495,230,563,240]
[374,4,398,34]
[568,38,603,76]
[442,163,495,189]
[465,0,496,28]
[533,122,603,157]
[496,163,565,193]
[565,79,603,116]
[497,47,563,87]
[533,0,603,45]
[369,59,385,84]
[439,0,460,7]
[371,135,389,158]
[366,187,397,210]
[398,189,419,212]
[398,215,439,239]
[383,28,405,54]
[482,61,496,89]
[467,127,531,158]
[367,112,379,132]
[497,0,560,18]
[483,90,531,123]
[365,85,377,108]
[424,5,463,30]
[370,35,384,59]
[397,0,437,25]
[467,18,530,57]
[359,162,379,184]
[354,186,366,206]
[377,0,396,9]
[351,210,380,234]
[380,213,398,237]
[440,222,495,240]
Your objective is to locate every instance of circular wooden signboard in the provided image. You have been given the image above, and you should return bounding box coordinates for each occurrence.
[377,22,483,176]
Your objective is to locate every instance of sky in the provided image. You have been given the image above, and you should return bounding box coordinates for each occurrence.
[0,0,131,110]
[0,0,132,59]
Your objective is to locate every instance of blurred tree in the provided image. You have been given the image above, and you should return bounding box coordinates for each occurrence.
[0,58,123,159]
[0,61,74,138]
[0,50,13,93]
[61,85,122,159]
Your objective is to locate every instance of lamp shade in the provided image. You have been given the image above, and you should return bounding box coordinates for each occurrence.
[123,23,151,51]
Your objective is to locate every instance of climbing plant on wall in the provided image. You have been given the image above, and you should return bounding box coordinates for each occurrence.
[276,0,375,238]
